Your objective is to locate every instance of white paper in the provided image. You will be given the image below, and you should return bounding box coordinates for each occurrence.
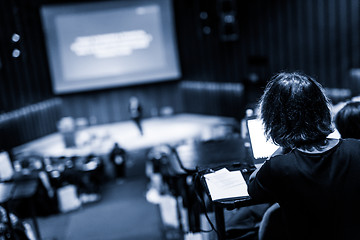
[204,168,249,201]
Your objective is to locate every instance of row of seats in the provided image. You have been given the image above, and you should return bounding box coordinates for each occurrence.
[11,153,106,216]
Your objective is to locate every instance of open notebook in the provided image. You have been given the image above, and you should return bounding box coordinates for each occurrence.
[247,118,278,160]
[204,168,249,201]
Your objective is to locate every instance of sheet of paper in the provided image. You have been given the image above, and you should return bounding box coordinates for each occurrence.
[204,168,249,201]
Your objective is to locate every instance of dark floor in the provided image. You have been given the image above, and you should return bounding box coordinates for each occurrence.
[36,176,164,240]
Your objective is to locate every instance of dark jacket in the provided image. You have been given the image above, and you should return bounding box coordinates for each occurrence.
[248,139,360,240]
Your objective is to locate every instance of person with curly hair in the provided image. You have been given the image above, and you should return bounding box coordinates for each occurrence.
[248,71,360,240]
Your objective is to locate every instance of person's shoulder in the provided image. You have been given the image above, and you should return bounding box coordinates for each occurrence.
[261,152,295,176]
[338,138,360,151]
[270,149,294,159]
[336,139,360,163]
[267,151,294,166]
[341,138,360,145]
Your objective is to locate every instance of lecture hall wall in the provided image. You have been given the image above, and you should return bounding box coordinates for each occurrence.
[0,0,359,145]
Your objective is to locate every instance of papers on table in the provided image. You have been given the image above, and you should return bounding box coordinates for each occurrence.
[203,168,249,201]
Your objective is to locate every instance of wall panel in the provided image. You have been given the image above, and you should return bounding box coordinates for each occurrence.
[0,0,359,146]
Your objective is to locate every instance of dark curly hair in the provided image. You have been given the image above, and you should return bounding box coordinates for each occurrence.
[335,101,360,139]
[259,71,333,150]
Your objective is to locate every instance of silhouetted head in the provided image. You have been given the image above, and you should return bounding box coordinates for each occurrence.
[335,101,360,139]
[259,71,333,150]
[129,96,139,105]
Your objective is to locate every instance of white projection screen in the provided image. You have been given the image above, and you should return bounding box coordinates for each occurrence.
[40,0,181,94]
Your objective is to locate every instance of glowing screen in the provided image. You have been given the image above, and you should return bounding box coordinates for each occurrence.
[41,0,181,94]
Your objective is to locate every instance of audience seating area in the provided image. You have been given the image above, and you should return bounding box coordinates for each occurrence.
[0,112,240,240]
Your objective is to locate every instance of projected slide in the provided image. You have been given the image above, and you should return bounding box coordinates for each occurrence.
[41,0,180,94]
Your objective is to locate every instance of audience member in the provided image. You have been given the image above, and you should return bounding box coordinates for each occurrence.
[248,71,360,240]
[335,101,360,139]
[109,143,127,181]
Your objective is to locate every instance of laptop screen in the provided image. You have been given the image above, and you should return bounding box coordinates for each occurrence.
[246,118,278,160]
[0,151,14,181]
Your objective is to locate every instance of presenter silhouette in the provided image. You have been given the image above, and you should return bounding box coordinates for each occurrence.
[128,96,143,136]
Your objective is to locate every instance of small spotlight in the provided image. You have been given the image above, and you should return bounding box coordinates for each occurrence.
[203,26,211,35]
[223,14,235,23]
[12,33,20,43]
[200,11,208,20]
[12,49,21,58]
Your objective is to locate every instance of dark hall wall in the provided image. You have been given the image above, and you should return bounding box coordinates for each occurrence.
[0,0,184,124]
[178,0,360,96]
[0,0,359,146]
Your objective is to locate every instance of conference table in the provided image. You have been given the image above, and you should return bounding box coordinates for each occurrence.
[161,137,259,239]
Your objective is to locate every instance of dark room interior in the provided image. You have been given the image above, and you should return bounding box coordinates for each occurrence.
[0,0,359,239]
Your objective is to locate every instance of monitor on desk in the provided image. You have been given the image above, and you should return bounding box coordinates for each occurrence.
[0,151,14,181]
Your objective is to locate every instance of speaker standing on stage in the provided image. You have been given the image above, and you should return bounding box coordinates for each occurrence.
[128,96,143,136]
